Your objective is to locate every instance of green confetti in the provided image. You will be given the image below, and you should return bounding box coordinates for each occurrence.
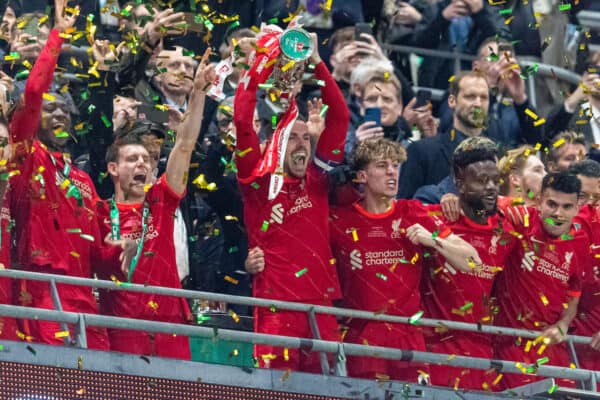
[15,70,30,80]
[269,305,277,312]
[536,357,549,365]
[197,314,211,323]
[544,218,555,225]
[527,190,535,199]
[319,104,329,118]
[295,267,308,278]
[261,220,269,232]
[66,228,82,233]
[101,114,112,128]
[228,246,238,254]
[271,115,277,130]
[87,104,96,113]
[548,384,559,394]
[460,302,473,311]
[79,234,95,242]
[332,149,341,155]
[54,131,69,138]
[268,17,279,24]
[0,173,9,181]
[560,233,573,241]
[409,310,424,325]
[559,3,571,11]
[376,272,387,281]
[182,49,195,57]
[250,182,260,189]
[499,8,513,15]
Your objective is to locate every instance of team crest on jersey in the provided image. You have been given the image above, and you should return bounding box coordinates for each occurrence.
[350,249,363,270]
[489,235,500,255]
[521,250,535,272]
[391,218,403,239]
[561,251,574,270]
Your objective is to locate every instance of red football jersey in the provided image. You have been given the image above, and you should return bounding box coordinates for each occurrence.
[330,199,445,315]
[0,190,17,340]
[422,207,516,389]
[571,205,600,371]
[96,175,189,322]
[423,208,516,330]
[495,207,587,331]
[241,166,341,302]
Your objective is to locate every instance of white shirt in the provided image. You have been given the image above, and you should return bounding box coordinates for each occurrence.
[173,207,189,282]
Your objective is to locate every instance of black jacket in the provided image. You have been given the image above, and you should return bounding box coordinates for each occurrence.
[410,0,510,89]
[398,128,469,199]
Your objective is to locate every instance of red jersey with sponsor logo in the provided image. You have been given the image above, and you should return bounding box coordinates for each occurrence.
[0,190,17,340]
[330,200,445,315]
[422,208,516,339]
[571,205,600,371]
[240,167,341,302]
[495,207,588,331]
[96,175,190,322]
[235,60,348,303]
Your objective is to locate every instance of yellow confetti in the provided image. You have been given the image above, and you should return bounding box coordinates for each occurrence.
[540,293,549,306]
[69,251,80,258]
[524,340,532,353]
[42,93,55,101]
[54,330,70,338]
[351,228,358,242]
[147,301,158,311]
[228,309,240,323]
[524,108,538,120]
[283,348,289,361]
[60,179,71,190]
[493,374,503,386]
[281,60,295,72]
[552,138,566,148]
[533,118,546,127]
[537,344,547,355]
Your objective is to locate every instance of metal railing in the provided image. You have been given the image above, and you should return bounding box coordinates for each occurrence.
[0,268,598,394]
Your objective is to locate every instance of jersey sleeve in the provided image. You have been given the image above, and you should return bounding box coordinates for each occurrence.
[313,61,350,171]
[408,201,447,233]
[233,67,261,183]
[9,29,64,144]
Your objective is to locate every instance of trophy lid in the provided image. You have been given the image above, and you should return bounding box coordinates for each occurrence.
[279,27,313,62]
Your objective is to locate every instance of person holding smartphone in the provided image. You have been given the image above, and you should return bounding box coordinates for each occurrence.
[346,70,437,154]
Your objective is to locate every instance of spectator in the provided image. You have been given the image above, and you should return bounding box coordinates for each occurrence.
[439,37,544,150]
[568,159,600,206]
[236,32,349,372]
[409,0,509,90]
[398,70,490,199]
[330,137,480,382]
[546,51,600,161]
[497,145,546,206]
[95,49,215,359]
[8,0,129,349]
[347,69,436,154]
[545,131,587,173]
[423,137,516,390]
[494,171,588,389]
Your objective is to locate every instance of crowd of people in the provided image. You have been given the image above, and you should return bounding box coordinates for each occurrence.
[0,0,598,393]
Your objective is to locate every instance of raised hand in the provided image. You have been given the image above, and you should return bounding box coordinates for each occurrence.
[142,8,186,48]
[356,121,384,142]
[104,234,137,276]
[54,0,78,33]
[192,48,216,93]
[307,97,326,139]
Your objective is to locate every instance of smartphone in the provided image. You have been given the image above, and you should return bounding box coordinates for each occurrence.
[364,107,381,127]
[137,104,170,124]
[414,90,432,108]
[354,22,372,43]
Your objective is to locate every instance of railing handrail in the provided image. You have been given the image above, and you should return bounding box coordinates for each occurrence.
[0,269,592,345]
[0,303,597,384]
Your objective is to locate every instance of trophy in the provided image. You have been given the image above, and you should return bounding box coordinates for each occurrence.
[262,27,314,109]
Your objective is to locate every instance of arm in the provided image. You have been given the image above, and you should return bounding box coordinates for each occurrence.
[233,40,261,181]
[406,223,482,272]
[9,0,75,144]
[311,33,350,167]
[9,29,63,143]
[165,49,214,196]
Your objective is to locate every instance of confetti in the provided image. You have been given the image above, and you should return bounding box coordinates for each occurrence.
[351,228,358,242]
[54,330,70,338]
[409,310,424,325]
[261,220,269,232]
[224,275,239,285]
[228,309,240,323]
[295,268,308,277]
[552,138,565,148]
[559,3,571,11]
[376,272,387,281]
[540,293,549,306]
[548,384,559,394]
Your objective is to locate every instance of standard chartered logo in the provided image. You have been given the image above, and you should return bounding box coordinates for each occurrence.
[350,249,363,270]
[364,249,405,266]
